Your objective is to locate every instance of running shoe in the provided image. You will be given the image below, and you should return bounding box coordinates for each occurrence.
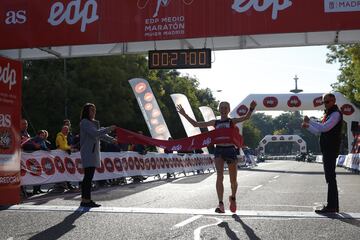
[215,202,225,213]
[229,196,237,213]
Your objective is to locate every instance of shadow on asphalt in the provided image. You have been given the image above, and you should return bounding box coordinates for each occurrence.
[22,173,216,203]
[28,208,87,240]
[328,212,360,228]
[241,168,358,175]
[170,172,215,184]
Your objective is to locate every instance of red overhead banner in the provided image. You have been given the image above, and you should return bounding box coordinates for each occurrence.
[0,0,360,50]
[0,56,22,205]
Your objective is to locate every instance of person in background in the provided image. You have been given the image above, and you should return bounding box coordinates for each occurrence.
[63,119,74,146]
[56,125,72,154]
[20,119,31,146]
[55,125,78,191]
[302,93,342,213]
[21,130,50,194]
[132,131,147,183]
[177,100,256,213]
[79,103,117,208]
[164,137,174,179]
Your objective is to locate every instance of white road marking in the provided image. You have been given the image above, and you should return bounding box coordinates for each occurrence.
[251,185,263,191]
[4,205,360,219]
[273,175,280,179]
[173,215,202,229]
[194,217,223,240]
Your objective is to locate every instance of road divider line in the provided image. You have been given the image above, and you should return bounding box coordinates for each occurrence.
[3,205,360,219]
[173,215,202,229]
[251,185,263,191]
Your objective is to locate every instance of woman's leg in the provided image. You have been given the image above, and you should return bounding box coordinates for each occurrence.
[81,167,95,202]
[228,162,238,198]
[215,157,224,202]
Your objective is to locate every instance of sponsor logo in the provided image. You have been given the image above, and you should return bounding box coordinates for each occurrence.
[279,136,285,140]
[5,10,27,25]
[139,0,194,37]
[313,96,323,107]
[202,137,212,146]
[287,95,301,108]
[325,0,360,12]
[263,96,278,108]
[0,62,17,91]
[138,0,194,18]
[0,114,11,128]
[171,144,182,151]
[232,0,293,20]
[236,105,248,116]
[271,136,277,141]
[48,0,99,32]
[341,104,355,115]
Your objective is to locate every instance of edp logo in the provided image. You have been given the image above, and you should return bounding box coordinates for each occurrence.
[48,0,99,32]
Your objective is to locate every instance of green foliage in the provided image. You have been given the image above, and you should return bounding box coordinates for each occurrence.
[327,44,360,107]
[22,55,217,143]
[242,121,261,148]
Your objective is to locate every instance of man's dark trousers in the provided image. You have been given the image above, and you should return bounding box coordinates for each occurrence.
[322,150,339,209]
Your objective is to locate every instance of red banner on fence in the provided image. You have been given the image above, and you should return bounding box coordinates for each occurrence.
[0,56,22,205]
[116,127,243,151]
[1,0,360,50]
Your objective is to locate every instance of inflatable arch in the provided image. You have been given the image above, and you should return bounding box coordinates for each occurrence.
[229,92,360,153]
[258,135,307,154]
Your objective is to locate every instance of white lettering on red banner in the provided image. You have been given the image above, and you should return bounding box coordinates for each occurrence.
[48,0,99,33]
[325,0,360,12]
[232,0,293,20]
[0,62,17,90]
[140,0,192,38]
[0,114,11,128]
[5,10,27,25]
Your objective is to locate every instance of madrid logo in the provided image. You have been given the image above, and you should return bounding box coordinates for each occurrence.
[137,0,195,17]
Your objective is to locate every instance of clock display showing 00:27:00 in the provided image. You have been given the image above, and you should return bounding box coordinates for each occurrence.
[148,49,211,69]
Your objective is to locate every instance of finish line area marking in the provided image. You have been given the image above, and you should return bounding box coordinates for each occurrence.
[2,205,360,219]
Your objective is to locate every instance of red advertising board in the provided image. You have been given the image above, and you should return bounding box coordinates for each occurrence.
[0,0,360,50]
[0,56,22,205]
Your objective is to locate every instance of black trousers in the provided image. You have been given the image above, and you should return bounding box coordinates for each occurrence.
[322,151,339,209]
[81,167,96,200]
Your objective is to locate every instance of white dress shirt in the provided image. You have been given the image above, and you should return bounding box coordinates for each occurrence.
[307,111,341,135]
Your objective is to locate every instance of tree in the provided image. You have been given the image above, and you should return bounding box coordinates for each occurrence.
[327,44,360,107]
[22,55,218,143]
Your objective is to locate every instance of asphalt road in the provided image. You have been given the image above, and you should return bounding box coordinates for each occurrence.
[1,160,360,240]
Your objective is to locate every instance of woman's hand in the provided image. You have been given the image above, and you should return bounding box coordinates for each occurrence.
[176,104,186,116]
[250,100,257,110]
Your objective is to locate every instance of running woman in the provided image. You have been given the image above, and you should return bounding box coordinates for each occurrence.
[176,100,257,213]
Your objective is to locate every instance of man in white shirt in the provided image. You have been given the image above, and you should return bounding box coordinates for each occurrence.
[302,93,342,213]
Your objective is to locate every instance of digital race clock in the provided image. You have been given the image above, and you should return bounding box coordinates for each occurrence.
[148,48,211,69]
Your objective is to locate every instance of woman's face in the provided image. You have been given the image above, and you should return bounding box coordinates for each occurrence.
[89,106,96,120]
[219,102,230,117]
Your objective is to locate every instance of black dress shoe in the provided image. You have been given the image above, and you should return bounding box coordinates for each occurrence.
[315,206,339,214]
[80,201,101,208]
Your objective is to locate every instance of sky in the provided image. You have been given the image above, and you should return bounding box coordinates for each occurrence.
[179,45,341,118]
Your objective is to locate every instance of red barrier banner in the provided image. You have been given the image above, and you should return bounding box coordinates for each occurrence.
[0,56,22,205]
[116,127,243,151]
[1,0,360,50]
[21,150,214,185]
